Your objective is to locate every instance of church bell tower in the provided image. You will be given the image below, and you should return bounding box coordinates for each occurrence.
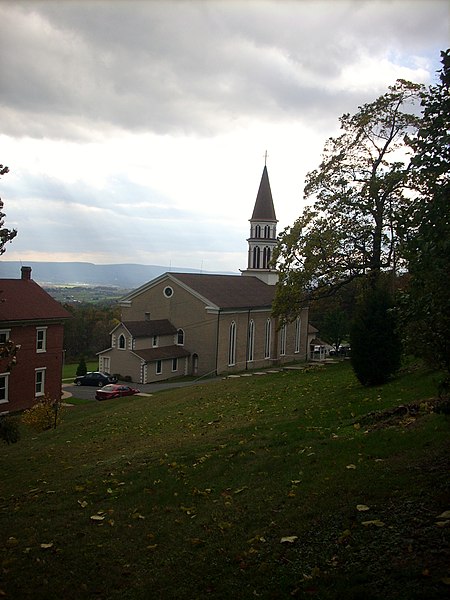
[240,164,279,285]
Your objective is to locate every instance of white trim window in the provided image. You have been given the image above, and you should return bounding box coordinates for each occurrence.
[295,318,301,354]
[280,323,287,356]
[36,327,47,353]
[264,319,272,359]
[118,334,126,350]
[156,360,162,375]
[0,329,10,344]
[228,321,237,366]
[152,335,158,348]
[35,368,46,397]
[177,329,185,346]
[0,373,9,404]
[247,319,255,362]
[172,357,178,372]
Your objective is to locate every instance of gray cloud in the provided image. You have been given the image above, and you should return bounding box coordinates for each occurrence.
[1,0,447,140]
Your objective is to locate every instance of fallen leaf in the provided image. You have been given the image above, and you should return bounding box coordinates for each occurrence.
[361,520,385,527]
[356,504,370,512]
[280,536,298,544]
[90,515,105,521]
[40,543,54,549]
[435,520,450,527]
[437,510,450,519]
[346,464,357,470]
[78,500,88,508]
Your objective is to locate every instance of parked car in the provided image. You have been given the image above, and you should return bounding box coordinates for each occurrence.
[74,372,118,387]
[95,384,140,401]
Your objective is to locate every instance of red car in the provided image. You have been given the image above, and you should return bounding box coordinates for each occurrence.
[95,384,140,401]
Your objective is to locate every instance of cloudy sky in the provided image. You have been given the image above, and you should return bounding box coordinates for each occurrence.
[0,0,448,273]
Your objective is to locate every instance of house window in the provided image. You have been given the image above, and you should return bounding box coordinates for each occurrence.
[295,318,301,354]
[0,330,10,344]
[177,329,184,345]
[172,357,178,372]
[255,225,261,238]
[264,225,271,239]
[35,368,46,396]
[102,357,111,373]
[228,321,236,366]
[118,334,126,350]
[156,360,162,375]
[163,286,174,298]
[247,319,255,362]
[0,373,9,404]
[152,335,158,348]
[280,323,287,356]
[36,327,47,353]
[264,319,272,359]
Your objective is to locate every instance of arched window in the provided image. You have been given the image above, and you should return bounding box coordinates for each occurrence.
[262,247,271,268]
[247,319,255,362]
[118,334,126,350]
[264,319,272,359]
[295,318,301,354]
[280,323,287,356]
[264,225,271,239]
[177,328,185,345]
[252,246,260,269]
[228,321,237,366]
[255,225,261,238]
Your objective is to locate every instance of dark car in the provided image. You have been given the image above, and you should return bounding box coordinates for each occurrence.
[95,384,140,401]
[74,372,118,387]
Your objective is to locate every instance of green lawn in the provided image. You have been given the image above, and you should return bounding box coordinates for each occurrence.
[62,360,98,380]
[1,362,448,599]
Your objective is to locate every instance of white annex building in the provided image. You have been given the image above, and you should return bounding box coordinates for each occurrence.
[98,166,314,383]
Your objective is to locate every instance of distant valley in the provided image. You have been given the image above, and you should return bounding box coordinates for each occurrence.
[0,261,232,289]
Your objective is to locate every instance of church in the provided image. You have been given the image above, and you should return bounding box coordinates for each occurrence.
[98,165,313,383]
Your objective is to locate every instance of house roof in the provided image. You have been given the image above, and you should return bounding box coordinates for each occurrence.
[123,320,177,337]
[251,165,277,222]
[170,273,276,310]
[134,345,190,362]
[0,278,71,323]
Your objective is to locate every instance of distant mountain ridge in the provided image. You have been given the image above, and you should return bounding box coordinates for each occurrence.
[0,261,235,289]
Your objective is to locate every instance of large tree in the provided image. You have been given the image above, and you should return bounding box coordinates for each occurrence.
[272,80,423,322]
[0,164,17,255]
[400,50,450,376]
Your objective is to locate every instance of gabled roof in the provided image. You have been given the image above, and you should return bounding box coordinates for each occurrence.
[0,279,70,323]
[251,165,277,222]
[133,345,190,362]
[123,320,177,338]
[171,273,276,310]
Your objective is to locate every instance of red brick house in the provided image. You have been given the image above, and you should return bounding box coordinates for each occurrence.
[0,266,71,413]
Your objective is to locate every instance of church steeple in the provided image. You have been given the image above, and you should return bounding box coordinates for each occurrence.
[241,164,279,285]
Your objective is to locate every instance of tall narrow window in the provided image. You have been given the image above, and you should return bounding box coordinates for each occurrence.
[264,225,271,238]
[177,329,185,345]
[156,360,162,375]
[118,334,126,350]
[262,247,271,268]
[0,374,9,404]
[295,318,301,354]
[264,319,272,359]
[228,321,237,366]
[252,246,260,269]
[280,323,287,356]
[172,358,178,372]
[255,225,261,238]
[152,335,158,348]
[36,327,47,353]
[35,368,46,396]
[247,320,255,362]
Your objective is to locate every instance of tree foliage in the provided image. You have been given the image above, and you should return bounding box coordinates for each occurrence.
[0,164,17,255]
[272,80,423,321]
[63,303,120,361]
[350,281,401,386]
[400,50,450,375]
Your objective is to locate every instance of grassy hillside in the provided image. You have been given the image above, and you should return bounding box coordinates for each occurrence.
[1,362,448,599]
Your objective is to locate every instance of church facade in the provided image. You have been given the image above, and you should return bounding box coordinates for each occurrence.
[98,166,313,383]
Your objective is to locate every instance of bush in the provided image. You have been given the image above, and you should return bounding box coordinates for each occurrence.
[0,416,20,444]
[350,282,402,386]
[76,357,87,376]
[22,395,64,432]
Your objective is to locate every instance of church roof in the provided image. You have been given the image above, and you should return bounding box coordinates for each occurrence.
[251,165,277,222]
[171,273,275,310]
[133,345,190,362]
[123,320,177,337]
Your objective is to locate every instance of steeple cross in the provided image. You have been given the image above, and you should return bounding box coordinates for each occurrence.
[264,150,268,166]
